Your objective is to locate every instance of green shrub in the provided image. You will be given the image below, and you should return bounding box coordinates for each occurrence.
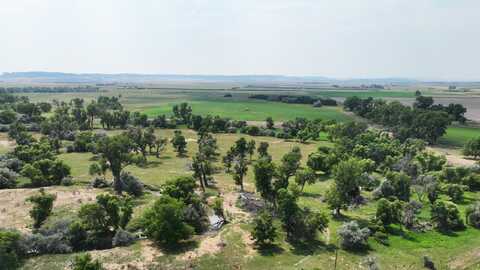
[251,211,277,247]
[141,195,194,247]
[72,254,104,270]
[431,201,465,231]
[0,230,22,270]
[26,189,56,229]
[466,202,480,228]
[338,221,370,250]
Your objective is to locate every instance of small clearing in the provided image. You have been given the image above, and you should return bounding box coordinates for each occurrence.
[0,186,100,233]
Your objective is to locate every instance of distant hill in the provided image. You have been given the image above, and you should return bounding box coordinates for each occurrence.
[0,71,419,85]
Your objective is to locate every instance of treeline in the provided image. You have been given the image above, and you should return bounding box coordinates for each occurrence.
[0,86,100,93]
[343,95,467,143]
[249,94,338,107]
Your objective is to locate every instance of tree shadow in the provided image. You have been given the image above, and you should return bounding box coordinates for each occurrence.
[289,239,329,256]
[156,239,199,255]
[301,192,323,199]
[144,160,163,168]
[386,226,418,242]
[457,196,475,205]
[257,243,285,256]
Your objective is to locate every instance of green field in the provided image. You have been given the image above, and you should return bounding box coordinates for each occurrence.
[312,90,416,98]
[439,126,480,147]
[143,99,352,122]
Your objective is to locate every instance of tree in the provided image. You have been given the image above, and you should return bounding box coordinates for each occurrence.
[402,200,422,229]
[431,200,465,231]
[386,171,411,201]
[463,137,480,159]
[328,158,364,213]
[232,155,248,192]
[253,158,276,203]
[78,194,132,234]
[413,95,434,109]
[40,105,77,140]
[444,184,465,203]
[0,230,22,270]
[275,147,302,190]
[416,151,446,174]
[376,198,402,227]
[277,188,328,241]
[27,189,56,229]
[172,103,192,124]
[247,140,256,161]
[197,132,218,160]
[266,117,274,129]
[141,195,194,247]
[222,147,235,173]
[72,253,104,270]
[162,176,198,204]
[325,184,344,216]
[466,202,480,228]
[0,110,17,124]
[338,221,370,250]
[191,152,213,192]
[171,130,187,156]
[153,138,167,158]
[0,168,17,189]
[251,211,277,247]
[8,122,34,145]
[412,174,437,203]
[95,134,135,193]
[295,167,317,192]
[212,196,226,223]
[257,142,270,158]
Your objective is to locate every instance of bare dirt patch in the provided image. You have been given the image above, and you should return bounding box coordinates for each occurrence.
[89,240,163,270]
[223,191,251,222]
[429,147,477,167]
[448,247,480,270]
[178,232,225,261]
[0,186,100,233]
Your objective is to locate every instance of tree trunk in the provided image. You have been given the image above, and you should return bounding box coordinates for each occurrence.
[112,171,123,194]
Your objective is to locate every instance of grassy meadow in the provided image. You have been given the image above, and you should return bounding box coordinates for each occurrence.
[2,85,480,270]
[13,130,480,270]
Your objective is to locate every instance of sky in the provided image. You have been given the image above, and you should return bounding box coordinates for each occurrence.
[0,0,479,80]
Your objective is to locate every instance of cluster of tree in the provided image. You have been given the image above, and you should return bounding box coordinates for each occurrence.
[249,94,337,106]
[0,93,50,128]
[245,141,332,247]
[0,190,135,269]
[343,95,467,143]
[140,176,211,247]
[5,136,72,188]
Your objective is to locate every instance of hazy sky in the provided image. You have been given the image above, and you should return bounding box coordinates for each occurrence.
[1,0,479,80]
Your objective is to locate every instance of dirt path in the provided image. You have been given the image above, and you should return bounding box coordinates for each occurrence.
[223,191,251,222]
